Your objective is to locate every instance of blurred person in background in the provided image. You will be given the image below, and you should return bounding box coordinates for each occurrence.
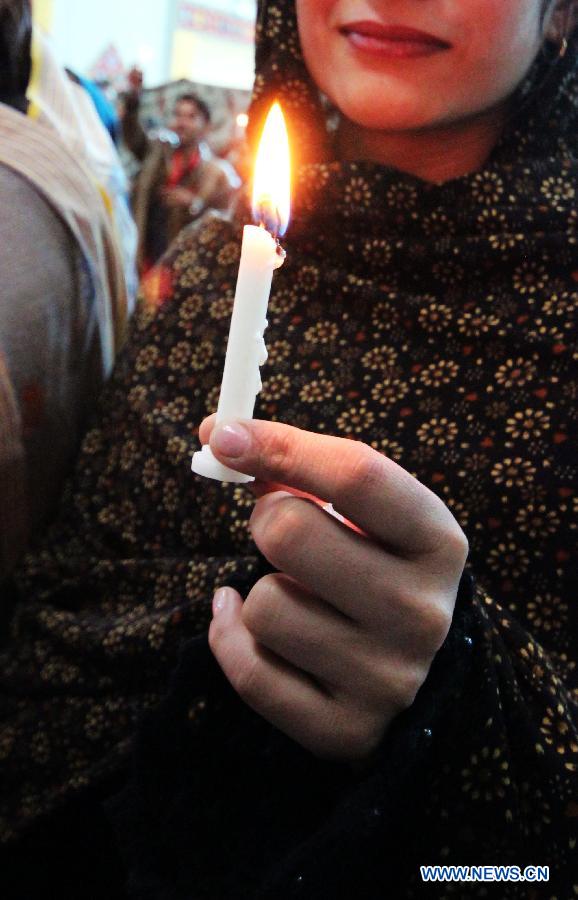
[122,74,238,275]
[29,26,139,309]
[69,72,120,144]
[0,0,129,589]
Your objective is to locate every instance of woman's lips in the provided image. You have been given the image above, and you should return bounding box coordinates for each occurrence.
[339,22,451,59]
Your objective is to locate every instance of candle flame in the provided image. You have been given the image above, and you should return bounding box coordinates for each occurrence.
[251,102,291,237]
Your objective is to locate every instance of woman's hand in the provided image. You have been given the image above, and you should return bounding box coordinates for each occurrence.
[200,417,469,761]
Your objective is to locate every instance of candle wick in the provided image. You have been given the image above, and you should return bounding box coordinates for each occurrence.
[254,200,282,241]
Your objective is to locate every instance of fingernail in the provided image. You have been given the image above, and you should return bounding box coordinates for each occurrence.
[213,587,235,615]
[212,422,250,459]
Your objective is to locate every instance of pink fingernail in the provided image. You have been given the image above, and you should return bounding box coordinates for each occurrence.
[212,422,250,459]
[213,587,234,615]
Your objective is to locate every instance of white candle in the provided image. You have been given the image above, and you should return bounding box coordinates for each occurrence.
[192,103,290,483]
[191,225,285,483]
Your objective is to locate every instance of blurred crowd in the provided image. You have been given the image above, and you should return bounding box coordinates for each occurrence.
[0,0,249,584]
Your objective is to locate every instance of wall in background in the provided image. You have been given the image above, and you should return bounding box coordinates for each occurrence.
[32,0,55,33]
[31,0,256,90]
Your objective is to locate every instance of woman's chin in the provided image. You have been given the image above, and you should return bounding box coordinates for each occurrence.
[335,99,438,134]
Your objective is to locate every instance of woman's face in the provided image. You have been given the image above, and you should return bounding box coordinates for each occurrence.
[296,0,554,130]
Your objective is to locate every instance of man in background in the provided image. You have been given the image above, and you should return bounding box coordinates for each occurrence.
[122,76,237,275]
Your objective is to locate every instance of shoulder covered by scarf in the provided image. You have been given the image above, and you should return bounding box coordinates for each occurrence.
[1,0,577,897]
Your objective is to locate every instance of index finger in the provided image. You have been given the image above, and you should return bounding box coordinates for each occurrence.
[201,414,361,529]
[205,417,457,557]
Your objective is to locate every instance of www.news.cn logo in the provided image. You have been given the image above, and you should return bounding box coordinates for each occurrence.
[420,865,549,883]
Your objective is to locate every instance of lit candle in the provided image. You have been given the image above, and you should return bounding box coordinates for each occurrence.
[192,102,291,483]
